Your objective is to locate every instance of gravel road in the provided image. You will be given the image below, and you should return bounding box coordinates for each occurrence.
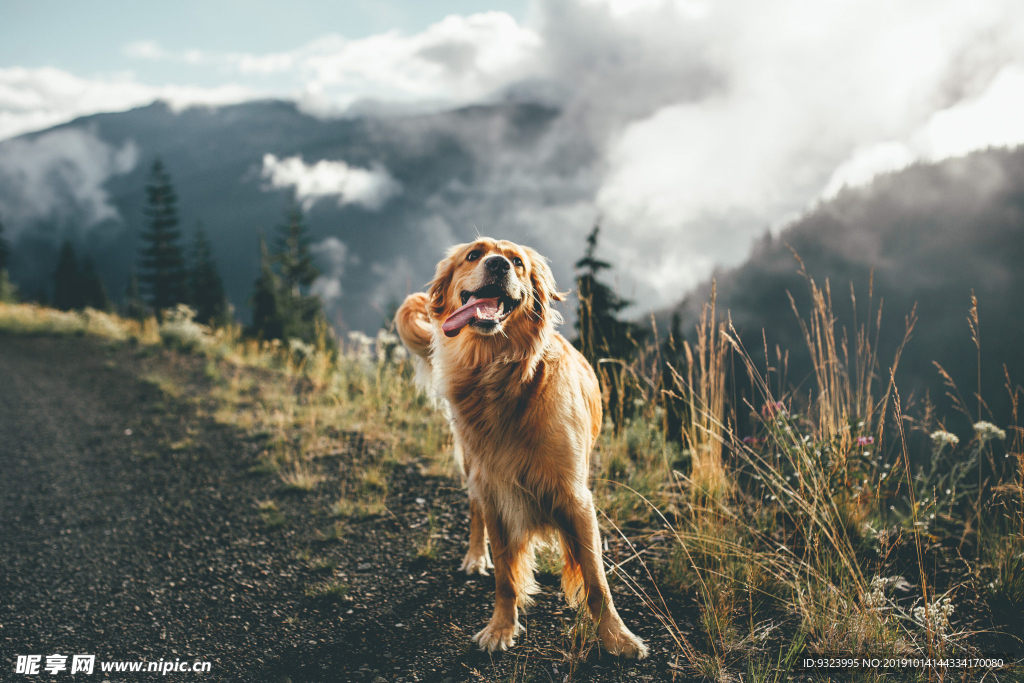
[0,335,683,682]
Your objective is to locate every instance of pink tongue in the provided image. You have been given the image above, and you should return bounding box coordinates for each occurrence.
[442,297,501,337]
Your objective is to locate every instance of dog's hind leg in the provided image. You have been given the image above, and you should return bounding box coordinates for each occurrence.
[556,493,648,659]
[472,512,528,652]
[460,495,493,575]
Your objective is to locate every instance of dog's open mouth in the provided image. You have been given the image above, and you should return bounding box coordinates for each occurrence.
[442,284,519,337]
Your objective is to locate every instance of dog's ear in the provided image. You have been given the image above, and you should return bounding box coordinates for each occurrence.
[525,247,565,317]
[428,247,460,319]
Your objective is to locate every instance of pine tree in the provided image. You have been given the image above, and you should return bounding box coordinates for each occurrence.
[248,209,329,344]
[275,208,320,297]
[187,223,230,326]
[273,208,324,341]
[573,223,639,366]
[138,159,185,322]
[80,257,112,311]
[53,241,84,311]
[124,270,149,321]
[0,216,9,272]
[0,270,16,303]
[0,217,15,303]
[249,236,285,341]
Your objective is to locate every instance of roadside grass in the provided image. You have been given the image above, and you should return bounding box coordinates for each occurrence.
[140,372,182,398]
[583,277,1023,679]
[3,275,1021,681]
[415,511,440,561]
[304,578,349,603]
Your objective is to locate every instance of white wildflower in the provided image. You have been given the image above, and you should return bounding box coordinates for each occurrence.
[159,304,208,352]
[374,330,405,364]
[912,596,955,638]
[288,338,315,360]
[974,421,1006,443]
[346,331,374,363]
[930,430,959,450]
[864,576,899,609]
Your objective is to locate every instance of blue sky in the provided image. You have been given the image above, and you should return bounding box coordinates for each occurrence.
[1,1,528,86]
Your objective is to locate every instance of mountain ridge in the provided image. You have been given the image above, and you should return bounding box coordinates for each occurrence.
[660,146,1024,428]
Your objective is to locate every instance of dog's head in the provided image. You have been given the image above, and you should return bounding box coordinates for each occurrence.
[428,238,564,341]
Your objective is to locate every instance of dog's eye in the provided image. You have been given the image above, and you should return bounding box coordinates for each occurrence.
[466,250,482,262]
[512,256,524,268]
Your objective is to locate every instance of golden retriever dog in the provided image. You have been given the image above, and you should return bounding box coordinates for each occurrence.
[394,237,647,658]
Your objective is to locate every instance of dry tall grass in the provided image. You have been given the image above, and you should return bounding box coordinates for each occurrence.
[578,271,1019,680]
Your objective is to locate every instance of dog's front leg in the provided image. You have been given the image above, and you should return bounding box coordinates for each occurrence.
[471,512,523,652]
[459,496,493,575]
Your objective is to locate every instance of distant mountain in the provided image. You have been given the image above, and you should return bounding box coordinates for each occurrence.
[4,99,1023,428]
[0,99,571,332]
[665,147,1024,429]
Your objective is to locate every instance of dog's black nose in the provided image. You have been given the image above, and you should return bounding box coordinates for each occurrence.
[485,256,510,274]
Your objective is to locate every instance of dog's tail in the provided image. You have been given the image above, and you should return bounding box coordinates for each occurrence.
[514,540,540,610]
[395,292,433,361]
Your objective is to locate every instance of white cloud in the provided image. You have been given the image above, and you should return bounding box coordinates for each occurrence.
[586,0,1024,300]
[123,40,169,61]
[0,66,260,141]
[824,63,1024,198]
[119,12,540,114]
[310,236,348,305]
[257,12,538,105]
[821,143,918,199]
[0,127,138,235]
[260,154,401,211]
[922,66,1024,156]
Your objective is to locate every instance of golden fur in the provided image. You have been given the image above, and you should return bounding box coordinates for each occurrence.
[394,238,647,657]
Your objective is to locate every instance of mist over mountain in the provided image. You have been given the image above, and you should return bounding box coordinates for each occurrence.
[0,98,587,332]
[3,95,1023,429]
[666,146,1024,429]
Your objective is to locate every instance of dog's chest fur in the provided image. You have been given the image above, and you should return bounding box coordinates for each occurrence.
[442,349,584,525]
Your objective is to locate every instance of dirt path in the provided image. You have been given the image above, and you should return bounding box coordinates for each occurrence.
[0,335,684,682]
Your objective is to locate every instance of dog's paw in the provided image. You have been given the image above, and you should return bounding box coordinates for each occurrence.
[600,625,648,659]
[472,619,521,652]
[459,551,493,576]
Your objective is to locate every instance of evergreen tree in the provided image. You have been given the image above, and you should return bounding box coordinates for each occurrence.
[573,223,640,366]
[249,236,285,340]
[0,216,8,272]
[248,208,328,344]
[124,270,149,321]
[0,217,15,303]
[274,209,320,297]
[53,241,84,311]
[187,223,230,326]
[138,159,185,321]
[0,270,17,303]
[80,257,112,311]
